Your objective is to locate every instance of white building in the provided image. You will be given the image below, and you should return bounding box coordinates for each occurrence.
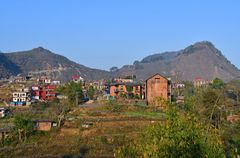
[13,92,28,102]
[72,76,84,83]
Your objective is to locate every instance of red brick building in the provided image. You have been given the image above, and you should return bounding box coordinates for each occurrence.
[34,120,57,131]
[39,85,56,101]
[146,74,171,104]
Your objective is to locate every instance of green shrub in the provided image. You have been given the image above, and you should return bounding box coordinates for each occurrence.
[116,107,225,158]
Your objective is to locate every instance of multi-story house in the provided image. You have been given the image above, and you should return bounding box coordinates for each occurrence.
[12,92,28,102]
[146,73,171,105]
[72,75,84,83]
[40,85,56,101]
[193,77,212,87]
[31,86,40,100]
[113,78,134,83]
[109,82,144,99]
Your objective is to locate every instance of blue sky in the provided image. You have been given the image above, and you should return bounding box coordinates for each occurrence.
[0,0,239,70]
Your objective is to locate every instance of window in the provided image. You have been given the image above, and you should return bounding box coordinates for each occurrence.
[155,78,160,83]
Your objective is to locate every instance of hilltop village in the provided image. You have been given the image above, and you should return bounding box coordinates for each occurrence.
[0,73,212,108]
[0,73,240,157]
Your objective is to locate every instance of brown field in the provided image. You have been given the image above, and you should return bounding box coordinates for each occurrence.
[0,103,165,158]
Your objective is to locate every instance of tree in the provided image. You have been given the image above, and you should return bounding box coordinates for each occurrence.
[183,81,194,96]
[116,107,225,158]
[56,99,70,128]
[201,88,226,128]
[87,85,95,100]
[126,85,133,93]
[212,78,225,89]
[13,115,34,142]
[58,81,84,106]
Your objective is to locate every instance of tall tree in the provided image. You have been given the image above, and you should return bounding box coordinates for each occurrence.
[13,115,34,142]
[58,81,84,106]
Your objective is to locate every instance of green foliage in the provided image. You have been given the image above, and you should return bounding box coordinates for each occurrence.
[87,85,95,100]
[125,111,166,120]
[116,107,225,158]
[212,78,225,89]
[13,114,34,142]
[105,101,123,113]
[149,97,168,110]
[126,85,133,93]
[222,121,240,157]
[202,88,219,108]
[120,93,127,98]
[134,94,140,99]
[58,81,84,106]
[183,81,194,96]
[14,115,34,133]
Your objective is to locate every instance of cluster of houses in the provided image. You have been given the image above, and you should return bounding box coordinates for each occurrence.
[10,77,59,107]
[2,72,216,108]
[1,72,239,144]
[193,76,213,87]
[104,74,172,105]
[0,73,217,114]
[103,74,215,105]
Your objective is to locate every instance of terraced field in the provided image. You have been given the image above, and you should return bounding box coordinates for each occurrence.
[0,103,165,157]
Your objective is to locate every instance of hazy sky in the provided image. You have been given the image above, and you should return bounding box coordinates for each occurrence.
[0,0,239,70]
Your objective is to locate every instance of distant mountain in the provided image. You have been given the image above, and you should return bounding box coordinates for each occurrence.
[1,41,239,82]
[116,41,240,82]
[0,53,21,78]
[0,47,111,81]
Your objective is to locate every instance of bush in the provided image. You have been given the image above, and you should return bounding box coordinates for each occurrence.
[116,107,225,158]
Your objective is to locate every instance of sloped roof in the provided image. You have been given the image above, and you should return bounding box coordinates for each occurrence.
[146,73,169,81]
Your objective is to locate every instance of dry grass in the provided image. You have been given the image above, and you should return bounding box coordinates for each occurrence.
[0,103,164,157]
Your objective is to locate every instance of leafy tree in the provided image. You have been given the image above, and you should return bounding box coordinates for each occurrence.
[222,121,240,157]
[13,115,34,142]
[212,78,225,89]
[149,97,168,110]
[56,99,70,127]
[87,85,95,100]
[126,85,133,93]
[58,81,84,106]
[183,81,194,96]
[201,88,227,128]
[202,88,219,108]
[116,106,225,158]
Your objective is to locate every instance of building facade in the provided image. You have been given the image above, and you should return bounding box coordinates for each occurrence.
[72,75,84,83]
[146,74,171,104]
[193,77,212,87]
[39,85,56,101]
[108,82,144,99]
[34,120,56,131]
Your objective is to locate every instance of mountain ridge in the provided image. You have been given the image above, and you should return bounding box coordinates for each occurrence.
[116,41,240,82]
[0,47,111,81]
[0,41,239,82]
